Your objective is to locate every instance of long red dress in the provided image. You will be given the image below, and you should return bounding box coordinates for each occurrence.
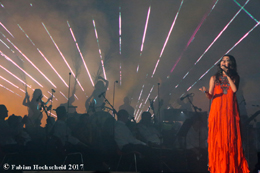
[208,76,250,173]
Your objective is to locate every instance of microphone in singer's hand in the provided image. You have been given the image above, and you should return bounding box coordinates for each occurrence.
[98,92,106,98]
[51,89,56,93]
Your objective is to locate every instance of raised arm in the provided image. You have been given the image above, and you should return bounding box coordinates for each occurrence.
[23,92,30,106]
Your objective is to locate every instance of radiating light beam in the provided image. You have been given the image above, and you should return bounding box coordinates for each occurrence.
[17,24,35,46]
[0,75,19,89]
[0,51,43,87]
[136,85,155,121]
[4,22,69,89]
[170,0,219,73]
[174,0,250,89]
[144,85,154,105]
[0,39,15,53]
[233,0,258,23]
[0,39,10,49]
[0,2,5,8]
[60,91,68,100]
[37,49,68,88]
[137,6,151,72]
[120,63,122,86]
[140,6,151,53]
[138,85,145,101]
[42,22,85,91]
[67,21,94,87]
[74,94,79,100]
[0,84,21,97]
[119,6,122,54]
[0,64,31,88]
[194,0,250,65]
[0,22,14,38]
[92,19,107,80]
[151,0,183,78]
[5,38,57,88]
[184,21,259,93]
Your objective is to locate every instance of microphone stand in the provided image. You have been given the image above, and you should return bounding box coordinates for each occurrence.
[186,95,203,162]
[100,93,118,116]
[99,93,118,148]
[67,72,71,112]
[113,81,118,117]
[155,84,172,172]
[49,90,54,117]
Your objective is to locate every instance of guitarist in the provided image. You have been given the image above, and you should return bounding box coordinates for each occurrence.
[85,76,109,114]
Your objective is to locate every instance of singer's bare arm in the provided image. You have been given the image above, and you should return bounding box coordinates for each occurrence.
[23,92,30,106]
[199,76,214,99]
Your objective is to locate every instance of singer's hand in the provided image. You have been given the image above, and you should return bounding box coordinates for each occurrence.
[222,70,230,77]
[199,86,207,92]
[221,65,229,75]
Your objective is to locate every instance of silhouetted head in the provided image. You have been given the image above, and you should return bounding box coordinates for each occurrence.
[0,105,8,119]
[54,106,67,120]
[8,114,23,128]
[117,109,129,123]
[123,97,130,105]
[32,89,43,101]
[95,81,105,90]
[141,112,152,124]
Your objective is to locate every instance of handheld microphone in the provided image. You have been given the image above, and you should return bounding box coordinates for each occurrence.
[180,93,193,101]
[223,65,229,69]
[98,92,105,98]
[51,89,56,93]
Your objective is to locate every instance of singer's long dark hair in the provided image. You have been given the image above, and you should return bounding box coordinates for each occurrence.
[215,54,238,84]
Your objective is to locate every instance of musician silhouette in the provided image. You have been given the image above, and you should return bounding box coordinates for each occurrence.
[23,89,52,127]
[85,76,109,113]
[119,97,135,120]
[23,89,43,127]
